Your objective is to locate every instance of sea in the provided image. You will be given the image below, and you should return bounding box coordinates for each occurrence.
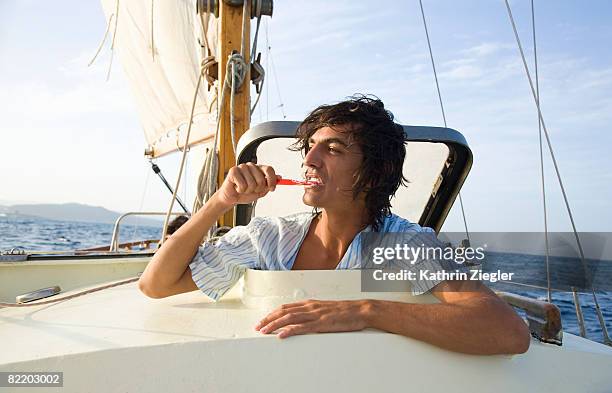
[1,215,611,345]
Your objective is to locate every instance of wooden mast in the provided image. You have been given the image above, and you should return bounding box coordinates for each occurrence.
[217,1,251,227]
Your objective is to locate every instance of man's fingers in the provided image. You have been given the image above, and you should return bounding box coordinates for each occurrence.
[245,163,267,193]
[262,166,278,191]
[280,299,318,309]
[255,304,310,330]
[228,167,247,193]
[238,164,257,193]
[255,309,288,330]
[259,312,315,334]
[278,322,318,339]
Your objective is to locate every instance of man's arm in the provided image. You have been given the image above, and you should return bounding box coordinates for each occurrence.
[364,280,530,355]
[138,194,231,298]
[256,280,530,355]
[138,163,278,299]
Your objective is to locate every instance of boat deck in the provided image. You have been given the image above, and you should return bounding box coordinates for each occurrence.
[2,270,612,392]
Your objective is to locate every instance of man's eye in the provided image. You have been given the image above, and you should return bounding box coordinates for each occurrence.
[328,146,341,153]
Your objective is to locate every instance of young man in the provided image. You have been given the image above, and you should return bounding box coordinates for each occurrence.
[139,96,530,355]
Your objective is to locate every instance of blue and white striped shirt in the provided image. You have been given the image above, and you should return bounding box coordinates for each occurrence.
[189,212,447,301]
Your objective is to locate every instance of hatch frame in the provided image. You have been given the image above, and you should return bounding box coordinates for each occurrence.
[235,121,472,232]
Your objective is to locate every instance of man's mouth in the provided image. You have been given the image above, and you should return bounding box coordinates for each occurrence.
[304,174,324,186]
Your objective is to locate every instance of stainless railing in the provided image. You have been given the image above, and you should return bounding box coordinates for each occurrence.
[110,212,188,252]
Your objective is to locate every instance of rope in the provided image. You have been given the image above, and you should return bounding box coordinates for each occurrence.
[199,0,213,58]
[201,55,218,87]
[228,53,248,153]
[193,58,234,218]
[150,0,155,61]
[88,0,120,80]
[160,70,205,243]
[193,145,219,214]
[504,0,611,346]
[530,0,552,304]
[106,0,120,81]
[240,0,249,58]
[418,0,470,241]
[194,0,251,212]
[186,58,245,218]
[163,3,249,236]
[250,13,265,115]
[0,277,139,308]
[88,13,115,67]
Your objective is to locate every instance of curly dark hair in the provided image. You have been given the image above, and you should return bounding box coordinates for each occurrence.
[166,215,189,235]
[291,94,407,231]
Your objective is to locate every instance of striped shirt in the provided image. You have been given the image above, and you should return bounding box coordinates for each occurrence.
[189,212,450,301]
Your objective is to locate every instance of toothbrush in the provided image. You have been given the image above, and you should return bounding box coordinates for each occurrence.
[276,178,318,186]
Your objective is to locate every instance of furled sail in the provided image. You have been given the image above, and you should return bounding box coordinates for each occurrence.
[100,0,218,158]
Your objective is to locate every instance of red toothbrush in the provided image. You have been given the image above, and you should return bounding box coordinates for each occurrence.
[276,178,318,186]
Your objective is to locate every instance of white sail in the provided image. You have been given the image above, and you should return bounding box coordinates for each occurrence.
[100,0,218,158]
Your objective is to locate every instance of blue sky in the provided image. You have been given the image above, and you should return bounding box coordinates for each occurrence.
[1,0,611,231]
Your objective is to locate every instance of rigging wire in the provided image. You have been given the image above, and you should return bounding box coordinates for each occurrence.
[530,0,552,304]
[418,0,470,242]
[268,44,287,119]
[504,0,611,346]
[129,162,152,242]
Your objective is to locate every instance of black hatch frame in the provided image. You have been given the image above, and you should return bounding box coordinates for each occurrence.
[234,121,472,233]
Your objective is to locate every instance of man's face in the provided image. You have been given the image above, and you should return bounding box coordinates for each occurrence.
[301,126,364,210]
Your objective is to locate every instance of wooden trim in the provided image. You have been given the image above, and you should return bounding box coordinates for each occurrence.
[497,291,563,345]
[217,0,251,227]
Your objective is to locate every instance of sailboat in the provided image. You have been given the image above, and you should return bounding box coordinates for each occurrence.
[1,1,611,392]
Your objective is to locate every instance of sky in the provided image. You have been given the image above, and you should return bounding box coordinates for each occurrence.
[1,0,611,232]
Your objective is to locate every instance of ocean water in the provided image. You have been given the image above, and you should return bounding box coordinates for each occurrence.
[0,215,161,251]
[1,215,611,345]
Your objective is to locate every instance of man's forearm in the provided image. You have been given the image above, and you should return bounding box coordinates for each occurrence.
[363,297,530,355]
[139,193,232,297]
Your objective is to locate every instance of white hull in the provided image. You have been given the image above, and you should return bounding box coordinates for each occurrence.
[0,255,149,303]
[2,270,611,392]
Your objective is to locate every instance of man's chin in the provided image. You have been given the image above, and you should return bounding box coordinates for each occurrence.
[302,195,321,208]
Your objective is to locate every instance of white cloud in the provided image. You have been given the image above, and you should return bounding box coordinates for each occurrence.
[463,42,513,57]
[440,64,483,80]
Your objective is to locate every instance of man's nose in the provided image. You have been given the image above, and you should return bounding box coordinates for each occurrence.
[303,144,322,168]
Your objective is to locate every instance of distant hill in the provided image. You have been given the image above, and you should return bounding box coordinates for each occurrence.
[2,203,165,227]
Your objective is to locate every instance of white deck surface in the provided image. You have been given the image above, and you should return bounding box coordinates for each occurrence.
[2,270,612,392]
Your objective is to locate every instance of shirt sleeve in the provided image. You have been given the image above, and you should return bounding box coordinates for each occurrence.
[395,224,471,296]
[189,217,266,301]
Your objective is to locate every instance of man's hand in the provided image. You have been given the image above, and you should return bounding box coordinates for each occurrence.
[216,163,278,207]
[255,299,372,339]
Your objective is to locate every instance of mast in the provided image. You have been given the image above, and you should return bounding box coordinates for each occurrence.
[197,0,271,227]
[217,0,251,227]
